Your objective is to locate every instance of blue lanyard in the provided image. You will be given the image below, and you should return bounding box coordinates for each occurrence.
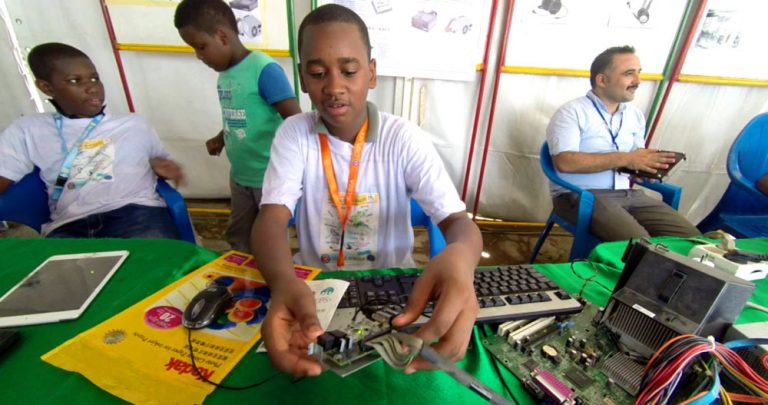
[52,113,104,203]
[589,98,623,151]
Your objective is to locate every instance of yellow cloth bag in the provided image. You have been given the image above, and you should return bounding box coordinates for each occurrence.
[42,251,319,404]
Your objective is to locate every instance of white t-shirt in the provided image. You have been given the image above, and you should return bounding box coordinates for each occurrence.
[261,102,466,270]
[0,112,168,235]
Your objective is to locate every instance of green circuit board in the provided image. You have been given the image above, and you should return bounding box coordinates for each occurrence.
[482,303,637,405]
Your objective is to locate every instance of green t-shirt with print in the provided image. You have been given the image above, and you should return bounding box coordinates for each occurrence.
[218,51,284,188]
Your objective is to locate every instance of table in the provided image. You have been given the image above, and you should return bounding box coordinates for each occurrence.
[0,237,765,404]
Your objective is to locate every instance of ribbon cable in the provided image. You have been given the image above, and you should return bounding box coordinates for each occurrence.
[318,119,369,268]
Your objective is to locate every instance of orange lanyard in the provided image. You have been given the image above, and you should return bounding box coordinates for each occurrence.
[318,119,369,268]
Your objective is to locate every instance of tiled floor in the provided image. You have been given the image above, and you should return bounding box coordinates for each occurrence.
[0,200,574,266]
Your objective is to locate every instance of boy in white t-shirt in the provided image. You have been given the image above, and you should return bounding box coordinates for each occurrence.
[252,4,483,377]
[0,43,185,238]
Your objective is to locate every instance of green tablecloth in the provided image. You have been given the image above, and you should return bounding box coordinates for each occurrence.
[0,237,765,404]
[0,239,524,404]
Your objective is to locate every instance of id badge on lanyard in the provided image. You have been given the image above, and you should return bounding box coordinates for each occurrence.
[318,119,369,268]
[51,113,104,203]
[589,99,628,189]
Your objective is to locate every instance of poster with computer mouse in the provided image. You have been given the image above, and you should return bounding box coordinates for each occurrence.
[148,270,269,340]
[41,251,320,404]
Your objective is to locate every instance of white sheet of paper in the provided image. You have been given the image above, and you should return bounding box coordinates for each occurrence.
[257,278,349,352]
[307,279,350,329]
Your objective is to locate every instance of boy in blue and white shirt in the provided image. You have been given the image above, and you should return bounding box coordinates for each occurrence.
[0,43,185,238]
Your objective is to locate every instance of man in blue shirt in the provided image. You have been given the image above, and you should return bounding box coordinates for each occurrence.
[545,45,699,241]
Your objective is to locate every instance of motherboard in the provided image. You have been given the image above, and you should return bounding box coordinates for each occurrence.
[482,303,638,405]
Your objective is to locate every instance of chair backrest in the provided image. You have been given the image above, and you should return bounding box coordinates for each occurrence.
[728,112,768,183]
[0,168,50,233]
[540,143,587,193]
[155,179,197,243]
[540,142,558,182]
[0,169,196,243]
[409,198,447,258]
[709,112,768,217]
[538,142,593,234]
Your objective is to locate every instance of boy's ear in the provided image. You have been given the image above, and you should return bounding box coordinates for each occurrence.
[368,58,377,89]
[35,78,55,97]
[214,27,230,46]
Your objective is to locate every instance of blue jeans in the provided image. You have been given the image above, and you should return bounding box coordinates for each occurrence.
[47,204,180,239]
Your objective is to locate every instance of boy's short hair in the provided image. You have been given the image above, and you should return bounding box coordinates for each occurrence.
[590,45,636,88]
[298,4,371,59]
[174,0,237,34]
[28,43,89,81]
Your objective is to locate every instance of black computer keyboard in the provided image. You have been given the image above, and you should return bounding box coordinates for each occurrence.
[332,265,583,326]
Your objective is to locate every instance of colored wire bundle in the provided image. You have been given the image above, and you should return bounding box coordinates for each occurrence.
[186,328,281,389]
[636,334,768,405]
[569,259,613,298]
[353,296,403,322]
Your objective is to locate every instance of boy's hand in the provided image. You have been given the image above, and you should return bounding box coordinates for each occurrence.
[391,249,479,374]
[150,157,186,187]
[262,278,324,377]
[206,131,225,156]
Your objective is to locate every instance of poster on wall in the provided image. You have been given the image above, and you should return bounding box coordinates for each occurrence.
[681,0,768,80]
[505,0,687,74]
[318,0,490,81]
[105,0,289,53]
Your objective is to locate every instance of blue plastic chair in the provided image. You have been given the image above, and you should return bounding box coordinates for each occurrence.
[530,143,683,262]
[155,179,197,243]
[698,113,768,237]
[0,167,196,243]
[0,167,49,232]
[410,198,447,258]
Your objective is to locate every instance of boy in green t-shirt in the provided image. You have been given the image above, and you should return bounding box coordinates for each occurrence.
[174,0,301,252]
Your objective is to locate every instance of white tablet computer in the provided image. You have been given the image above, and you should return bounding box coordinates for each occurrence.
[0,251,129,327]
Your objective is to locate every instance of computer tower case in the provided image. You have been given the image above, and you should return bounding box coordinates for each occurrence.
[602,239,755,360]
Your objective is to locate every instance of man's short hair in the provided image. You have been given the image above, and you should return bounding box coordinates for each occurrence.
[590,45,636,88]
[28,43,89,81]
[174,0,237,34]
[298,4,371,59]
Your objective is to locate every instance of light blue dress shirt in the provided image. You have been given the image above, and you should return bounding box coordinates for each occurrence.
[545,90,646,195]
